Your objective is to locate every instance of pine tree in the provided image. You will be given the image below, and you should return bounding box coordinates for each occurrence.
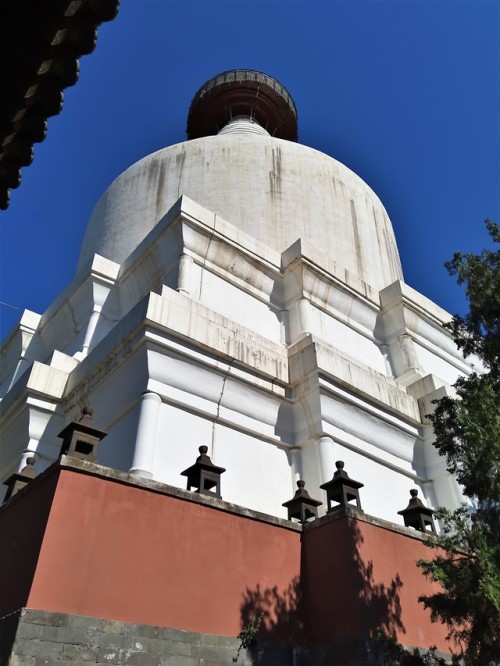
[418,220,500,665]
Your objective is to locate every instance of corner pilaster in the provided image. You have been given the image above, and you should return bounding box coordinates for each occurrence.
[129,392,162,479]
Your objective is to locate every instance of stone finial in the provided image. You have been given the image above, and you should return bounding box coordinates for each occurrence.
[181,445,226,499]
[320,461,364,513]
[398,489,436,533]
[58,406,107,462]
[3,456,37,503]
[80,405,94,423]
[282,480,322,523]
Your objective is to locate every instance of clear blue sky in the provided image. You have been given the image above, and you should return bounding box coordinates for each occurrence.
[1,0,499,342]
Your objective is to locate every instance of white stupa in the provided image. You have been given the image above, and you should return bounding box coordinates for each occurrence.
[0,70,469,520]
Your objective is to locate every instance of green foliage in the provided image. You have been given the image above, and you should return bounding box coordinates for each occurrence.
[233,612,264,662]
[430,373,500,507]
[417,507,500,664]
[420,221,500,665]
[443,220,500,378]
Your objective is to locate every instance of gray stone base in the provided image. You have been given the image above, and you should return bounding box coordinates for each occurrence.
[1,609,294,666]
[0,609,453,666]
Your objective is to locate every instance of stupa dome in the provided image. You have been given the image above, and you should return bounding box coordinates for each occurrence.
[78,70,403,290]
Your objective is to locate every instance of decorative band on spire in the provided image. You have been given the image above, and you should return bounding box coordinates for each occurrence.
[187,69,298,141]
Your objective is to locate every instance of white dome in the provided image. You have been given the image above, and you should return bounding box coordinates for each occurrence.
[78,127,403,290]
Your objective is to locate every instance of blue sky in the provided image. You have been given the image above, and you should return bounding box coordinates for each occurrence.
[1,0,499,342]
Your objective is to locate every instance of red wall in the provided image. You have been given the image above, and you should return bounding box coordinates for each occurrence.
[1,465,451,652]
[302,515,450,650]
[27,469,301,636]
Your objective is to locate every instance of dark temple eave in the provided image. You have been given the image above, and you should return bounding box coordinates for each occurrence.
[0,0,120,210]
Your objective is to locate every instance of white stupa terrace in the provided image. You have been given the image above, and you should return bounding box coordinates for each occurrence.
[0,70,469,521]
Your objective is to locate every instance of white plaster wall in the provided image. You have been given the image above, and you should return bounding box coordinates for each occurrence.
[1,255,469,523]
[413,341,469,386]
[97,406,139,473]
[306,305,387,374]
[152,402,214,488]
[319,391,419,465]
[146,340,288,447]
[324,442,430,525]
[65,346,149,423]
[152,402,292,516]
[210,422,293,517]
[191,264,283,343]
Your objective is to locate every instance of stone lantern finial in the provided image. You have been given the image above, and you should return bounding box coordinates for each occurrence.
[282,479,322,523]
[398,489,436,534]
[320,461,364,513]
[181,446,226,499]
[3,456,37,503]
[58,406,107,462]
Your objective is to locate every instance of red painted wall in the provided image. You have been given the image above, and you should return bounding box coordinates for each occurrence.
[1,465,451,652]
[302,515,450,651]
[27,469,301,637]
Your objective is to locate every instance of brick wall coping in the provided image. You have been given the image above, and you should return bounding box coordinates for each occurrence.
[2,455,436,543]
[303,505,436,543]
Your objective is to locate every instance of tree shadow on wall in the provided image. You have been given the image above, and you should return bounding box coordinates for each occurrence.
[235,513,407,665]
[300,514,406,663]
[347,517,405,641]
[234,576,303,664]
